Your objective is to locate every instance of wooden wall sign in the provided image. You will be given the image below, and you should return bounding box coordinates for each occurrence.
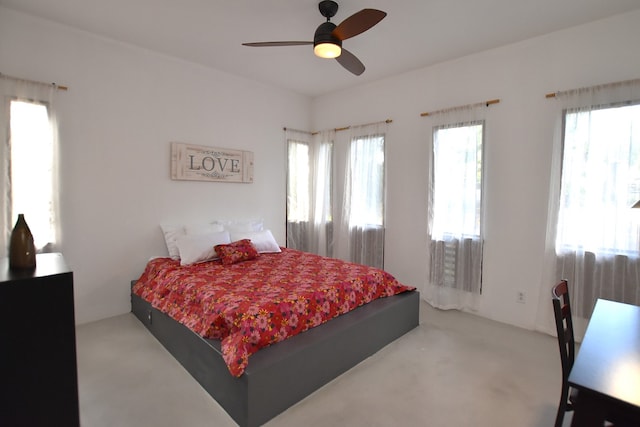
[171,142,254,183]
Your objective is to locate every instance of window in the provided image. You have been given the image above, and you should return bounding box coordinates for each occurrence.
[554,92,640,317]
[431,122,483,239]
[313,141,333,224]
[1,78,60,257]
[286,138,333,224]
[8,99,57,251]
[427,119,484,299]
[557,102,640,254]
[348,134,384,227]
[287,140,310,223]
[343,132,386,268]
[284,123,387,268]
[285,131,333,255]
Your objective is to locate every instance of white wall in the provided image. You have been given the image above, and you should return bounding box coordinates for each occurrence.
[3,6,640,330]
[312,10,640,330]
[0,7,311,324]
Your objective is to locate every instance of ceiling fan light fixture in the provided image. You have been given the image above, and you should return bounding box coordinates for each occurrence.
[313,21,342,59]
[314,42,342,58]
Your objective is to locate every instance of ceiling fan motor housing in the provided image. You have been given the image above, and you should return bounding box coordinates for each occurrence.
[314,21,342,49]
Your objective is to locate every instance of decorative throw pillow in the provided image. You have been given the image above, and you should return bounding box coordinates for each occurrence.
[215,239,259,265]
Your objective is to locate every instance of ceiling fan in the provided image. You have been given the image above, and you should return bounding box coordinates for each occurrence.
[242,1,386,76]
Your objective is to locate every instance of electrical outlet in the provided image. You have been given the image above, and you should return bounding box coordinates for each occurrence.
[516,290,526,304]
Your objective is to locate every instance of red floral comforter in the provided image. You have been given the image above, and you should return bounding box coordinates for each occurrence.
[132,248,415,377]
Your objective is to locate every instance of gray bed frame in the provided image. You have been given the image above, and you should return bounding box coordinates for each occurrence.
[131,283,419,427]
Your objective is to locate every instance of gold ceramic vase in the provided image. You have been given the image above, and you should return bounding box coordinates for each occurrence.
[9,214,36,271]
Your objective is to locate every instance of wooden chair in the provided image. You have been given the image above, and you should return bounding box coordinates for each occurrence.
[552,279,578,427]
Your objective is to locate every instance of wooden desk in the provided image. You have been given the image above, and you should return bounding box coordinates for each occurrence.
[569,299,640,426]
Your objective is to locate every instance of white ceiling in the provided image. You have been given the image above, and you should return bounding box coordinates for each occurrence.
[2,0,640,97]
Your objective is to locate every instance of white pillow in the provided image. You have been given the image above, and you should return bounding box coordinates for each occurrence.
[176,231,231,265]
[184,223,225,235]
[160,224,184,259]
[215,219,264,233]
[229,229,281,253]
[161,223,226,259]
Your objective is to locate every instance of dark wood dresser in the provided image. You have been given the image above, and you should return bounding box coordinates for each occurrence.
[0,253,80,426]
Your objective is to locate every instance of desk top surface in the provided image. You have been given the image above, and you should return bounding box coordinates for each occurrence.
[569,299,640,408]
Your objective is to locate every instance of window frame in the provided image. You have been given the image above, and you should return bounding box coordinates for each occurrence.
[430,120,485,241]
[286,138,311,224]
[556,100,640,256]
[7,97,57,251]
[347,133,386,228]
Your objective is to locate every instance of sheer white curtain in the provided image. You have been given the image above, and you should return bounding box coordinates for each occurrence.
[0,75,61,256]
[333,122,387,268]
[286,121,388,268]
[424,103,489,310]
[536,79,640,337]
[285,128,334,256]
[311,129,335,257]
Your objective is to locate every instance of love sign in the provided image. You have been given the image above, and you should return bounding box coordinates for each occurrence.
[170,142,254,183]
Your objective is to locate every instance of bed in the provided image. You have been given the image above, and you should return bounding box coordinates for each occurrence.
[131,245,419,427]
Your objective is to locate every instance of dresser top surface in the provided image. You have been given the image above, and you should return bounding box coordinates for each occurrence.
[0,253,70,282]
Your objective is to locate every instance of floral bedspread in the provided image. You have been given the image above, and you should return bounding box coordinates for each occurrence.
[132,248,415,377]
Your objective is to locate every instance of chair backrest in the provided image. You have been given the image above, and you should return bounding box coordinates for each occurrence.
[552,280,575,380]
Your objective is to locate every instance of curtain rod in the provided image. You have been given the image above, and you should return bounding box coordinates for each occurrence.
[545,78,640,99]
[420,99,499,117]
[331,118,393,132]
[285,119,393,136]
[0,72,68,91]
[282,127,312,134]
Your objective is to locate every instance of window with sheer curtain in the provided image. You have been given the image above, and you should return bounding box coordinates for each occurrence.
[347,134,384,227]
[343,132,385,268]
[431,123,483,241]
[555,99,640,317]
[286,129,334,256]
[285,122,387,268]
[424,103,489,310]
[287,140,311,223]
[429,121,484,293]
[1,77,60,256]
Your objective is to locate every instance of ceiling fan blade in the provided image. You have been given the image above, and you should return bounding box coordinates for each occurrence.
[336,48,365,76]
[242,41,313,47]
[332,9,386,41]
